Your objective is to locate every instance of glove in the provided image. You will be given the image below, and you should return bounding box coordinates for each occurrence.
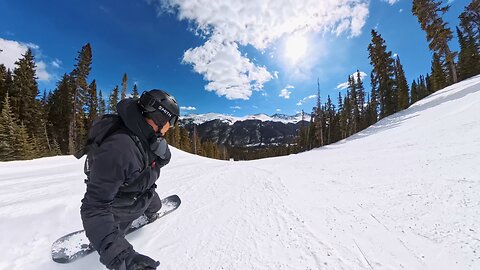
[124,252,160,270]
[150,137,171,168]
[150,137,168,159]
[157,145,171,167]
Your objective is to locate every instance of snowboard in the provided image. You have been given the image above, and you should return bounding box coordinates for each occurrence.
[51,194,181,264]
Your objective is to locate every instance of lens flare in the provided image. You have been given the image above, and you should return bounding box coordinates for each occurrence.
[284,34,308,64]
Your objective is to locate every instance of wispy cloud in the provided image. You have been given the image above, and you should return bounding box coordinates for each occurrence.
[230,106,241,110]
[150,0,370,100]
[279,84,294,99]
[382,0,399,5]
[296,95,317,106]
[181,106,197,111]
[51,58,62,68]
[336,71,367,90]
[0,38,53,82]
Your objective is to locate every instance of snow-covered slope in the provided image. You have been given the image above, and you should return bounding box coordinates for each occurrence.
[1,76,479,270]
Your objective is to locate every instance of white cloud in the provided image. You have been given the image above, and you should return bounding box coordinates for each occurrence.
[273,71,279,79]
[152,0,370,100]
[336,71,367,90]
[36,61,52,81]
[181,106,197,111]
[0,38,53,82]
[382,0,399,5]
[296,95,317,106]
[183,38,272,100]
[51,58,62,68]
[230,106,241,110]
[279,84,294,99]
[276,109,281,112]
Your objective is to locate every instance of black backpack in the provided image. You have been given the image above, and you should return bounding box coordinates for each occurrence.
[74,114,149,178]
[74,114,124,159]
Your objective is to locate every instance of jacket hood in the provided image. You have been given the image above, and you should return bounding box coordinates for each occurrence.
[117,98,157,146]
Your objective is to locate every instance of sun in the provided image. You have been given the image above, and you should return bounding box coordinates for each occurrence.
[284,34,308,64]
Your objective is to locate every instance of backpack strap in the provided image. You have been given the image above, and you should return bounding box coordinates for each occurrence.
[128,133,150,172]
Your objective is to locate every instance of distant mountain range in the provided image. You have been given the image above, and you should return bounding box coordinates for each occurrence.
[179,113,311,147]
[180,113,311,125]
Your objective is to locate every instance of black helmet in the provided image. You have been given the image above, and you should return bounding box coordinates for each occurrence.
[138,89,180,128]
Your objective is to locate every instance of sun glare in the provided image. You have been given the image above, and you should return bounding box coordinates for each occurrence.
[284,34,308,64]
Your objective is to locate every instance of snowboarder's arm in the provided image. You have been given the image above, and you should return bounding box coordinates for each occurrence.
[80,135,136,269]
[157,143,171,168]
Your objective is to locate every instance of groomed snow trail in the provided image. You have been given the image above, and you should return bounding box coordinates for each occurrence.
[0,76,479,270]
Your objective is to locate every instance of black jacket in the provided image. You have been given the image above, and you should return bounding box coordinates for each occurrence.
[80,99,171,269]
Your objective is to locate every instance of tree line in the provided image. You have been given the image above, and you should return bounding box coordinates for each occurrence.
[296,0,479,152]
[0,43,227,161]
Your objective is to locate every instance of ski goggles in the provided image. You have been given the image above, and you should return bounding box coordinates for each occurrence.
[139,93,178,127]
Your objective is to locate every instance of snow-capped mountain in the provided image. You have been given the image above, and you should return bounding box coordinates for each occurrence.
[180,112,309,125]
[179,113,310,147]
[0,76,479,270]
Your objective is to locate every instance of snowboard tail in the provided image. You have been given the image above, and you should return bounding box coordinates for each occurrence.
[51,194,181,264]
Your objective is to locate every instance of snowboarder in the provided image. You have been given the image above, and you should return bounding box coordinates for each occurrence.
[80,89,180,270]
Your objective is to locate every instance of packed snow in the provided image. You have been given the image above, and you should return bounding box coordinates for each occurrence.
[0,76,479,270]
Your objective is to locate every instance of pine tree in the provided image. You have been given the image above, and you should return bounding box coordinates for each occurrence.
[192,125,203,156]
[348,75,359,134]
[34,90,51,157]
[430,53,447,91]
[425,73,433,93]
[12,48,40,136]
[456,26,480,80]
[312,80,324,147]
[412,0,458,83]
[165,125,174,145]
[0,94,16,161]
[50,137,62,156]
[179,126,192,152]
[5,67,19,117]
[296,110,309,151]
[109,86,119,113]
[98,90,106,115]
[132,84,139,98]
[0,64,7,112]
[14,122,35,160]
[368,29,397,119]
[368,72,378,126]
[48,74,74,153]
[325,95,335,144]
[411,80,419,104]
[86,80,98,127]
[394,56,410,110]
[70,43,92,153]
[337,92,346,139]
[121,73,128,100]
[355,71,366,127]
[459,0,480,57]
[173,121,181,147]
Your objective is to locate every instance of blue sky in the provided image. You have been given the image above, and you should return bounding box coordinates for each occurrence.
[0,0,468,117]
